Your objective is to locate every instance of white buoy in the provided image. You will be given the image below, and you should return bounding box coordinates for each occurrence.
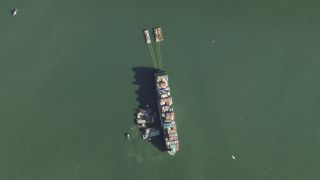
[232,155,236,160]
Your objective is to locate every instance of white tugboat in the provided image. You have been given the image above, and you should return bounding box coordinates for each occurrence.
[143,30,151,44]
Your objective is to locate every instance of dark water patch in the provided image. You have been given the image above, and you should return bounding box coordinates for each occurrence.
[132,67,166,152]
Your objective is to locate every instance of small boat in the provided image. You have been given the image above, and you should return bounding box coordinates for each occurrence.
[143,30,151,44]
[125,133,130,140]
[11,9,18,16]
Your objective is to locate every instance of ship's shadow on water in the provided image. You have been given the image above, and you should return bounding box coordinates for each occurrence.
[132,67,166,152]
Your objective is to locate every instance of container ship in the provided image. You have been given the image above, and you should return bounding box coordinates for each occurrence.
[155,71,179,155]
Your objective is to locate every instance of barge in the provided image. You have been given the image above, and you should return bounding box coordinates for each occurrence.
[155,71,179,155]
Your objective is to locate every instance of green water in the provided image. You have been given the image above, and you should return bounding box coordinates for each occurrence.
[0,0,320,179]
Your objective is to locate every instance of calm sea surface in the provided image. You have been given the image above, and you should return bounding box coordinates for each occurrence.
[0,0,320,179]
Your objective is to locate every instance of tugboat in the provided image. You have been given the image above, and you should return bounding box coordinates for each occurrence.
[11,9,18,16]
[136,108,155,128]
[153,27,163,42]
[142,128,160,140]
[143,30,151,44]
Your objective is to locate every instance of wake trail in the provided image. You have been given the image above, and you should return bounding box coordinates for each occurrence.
[147,44,158,68]
[156,43,163,69]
